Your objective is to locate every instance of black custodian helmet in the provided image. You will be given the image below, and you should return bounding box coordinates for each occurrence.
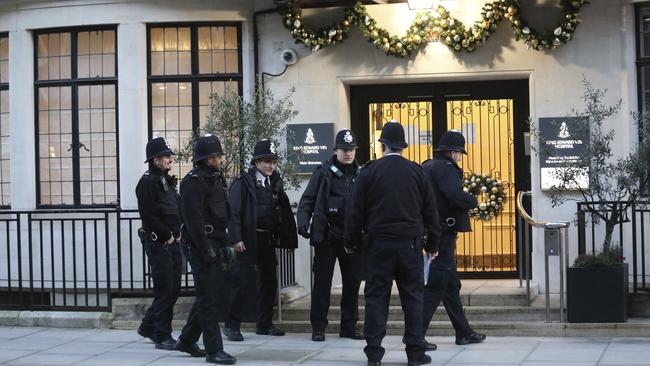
[435,130,467,154]
[192,134,224,162]
[145,137,175,163]
[378,120,408,150]
[334,129,358,150]
[252,139,279,161]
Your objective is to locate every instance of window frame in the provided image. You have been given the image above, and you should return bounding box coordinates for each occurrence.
[33,25,120,208]
[0,32,9,208]
[146,22,243,141]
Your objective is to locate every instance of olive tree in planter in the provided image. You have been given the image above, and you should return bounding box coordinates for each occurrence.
[534,80,650,322]
[177,82,301,189]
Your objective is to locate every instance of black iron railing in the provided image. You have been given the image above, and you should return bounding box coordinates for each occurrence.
[0,208,297,311]
[577,201,650,293]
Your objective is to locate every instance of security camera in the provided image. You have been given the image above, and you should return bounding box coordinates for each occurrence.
[280,48,298,66]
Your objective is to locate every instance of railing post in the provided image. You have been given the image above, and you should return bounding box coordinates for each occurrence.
[577,205,586,256]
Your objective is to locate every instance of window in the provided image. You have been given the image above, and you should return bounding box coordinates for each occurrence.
[638,5,650,113]
[35,28,118,207]
[148,24,242,177]
[0,33,9,207]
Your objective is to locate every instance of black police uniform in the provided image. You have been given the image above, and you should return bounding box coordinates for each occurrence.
[344,122,440,366]
[421,130,485,346]
[176,135,236,365]
[297,129,363,341]
[225,140,298,338]
[136,137,181,348]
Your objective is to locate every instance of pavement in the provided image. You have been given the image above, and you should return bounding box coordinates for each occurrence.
[1,327,650,365]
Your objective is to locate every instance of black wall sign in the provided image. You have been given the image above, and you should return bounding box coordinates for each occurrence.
[288,123,334,174]
[539,117,589,190]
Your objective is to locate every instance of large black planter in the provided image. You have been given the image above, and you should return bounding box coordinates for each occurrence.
[567,263,628,323]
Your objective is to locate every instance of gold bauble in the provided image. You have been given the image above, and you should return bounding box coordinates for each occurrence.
[396,42,403,49]
[462,39,470,48]
[491,187,499,193]
[481,186,488,193]
[413,34,422,44]
[371,30,379,38]
[445,36,453,45]
[482,20,491,29]
[343,20,349,26]
[507,6,517,15]
[463,187,469,193]
[479,203,488,210]
[382,43,390,51]
[440,19,448,28]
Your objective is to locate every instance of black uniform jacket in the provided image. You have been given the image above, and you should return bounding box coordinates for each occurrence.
[180,165,230,257]
[135,165,180,243]
[344,155,440,251]
[297,156,359,246]
[228,167,298,252]
[423,155,478,233]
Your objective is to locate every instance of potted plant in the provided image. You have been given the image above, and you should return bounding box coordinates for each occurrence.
[534,79,650,323]
[567,246,628,322]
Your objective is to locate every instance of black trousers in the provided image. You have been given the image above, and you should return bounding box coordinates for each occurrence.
[310,237,362,333]
[139,239,182,343]
[225,232,278,331]
[364,239,425,363]
[179,241,225,353]
[422,232,472,338]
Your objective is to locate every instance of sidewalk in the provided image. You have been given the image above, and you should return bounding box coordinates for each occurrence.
[1,326,650,365]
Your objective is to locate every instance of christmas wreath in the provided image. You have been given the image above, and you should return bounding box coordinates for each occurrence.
[280,0,589,58]
[463,173,506,221]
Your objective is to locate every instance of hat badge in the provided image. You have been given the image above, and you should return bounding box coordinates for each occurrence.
[269,141,277,154]
[343,131,354,144]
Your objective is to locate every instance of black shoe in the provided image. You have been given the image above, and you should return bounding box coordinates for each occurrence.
[137,327,153,341]
[407,354,431,366]
[206,351,237,365]
[312,330,325,342]
[223,327,244,342]
[339,329,364,340]
[423,340,437,351]
[175,339,206,357]
[155,338,177,351]
[456,332,486,345]
[367,361,381,366]
[256,327,285,336]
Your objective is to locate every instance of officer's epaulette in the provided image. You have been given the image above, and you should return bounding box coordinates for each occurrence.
[189,167,200,178]
[143,170,151,176]
[360,160,374,169]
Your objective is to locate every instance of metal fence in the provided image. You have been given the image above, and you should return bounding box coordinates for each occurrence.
[0,209,297,311]
[577,201,650,293]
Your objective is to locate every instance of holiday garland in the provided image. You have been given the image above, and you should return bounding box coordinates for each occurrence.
[463,173,506,222]
[280,0,589,58]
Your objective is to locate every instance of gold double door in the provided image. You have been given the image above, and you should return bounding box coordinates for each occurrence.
[352,81,529,276]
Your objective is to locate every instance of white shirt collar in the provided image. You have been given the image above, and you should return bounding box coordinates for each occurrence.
[255,170,269,186]
[383,153,403,158]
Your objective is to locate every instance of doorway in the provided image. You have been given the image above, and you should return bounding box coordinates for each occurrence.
[350,80,530,278]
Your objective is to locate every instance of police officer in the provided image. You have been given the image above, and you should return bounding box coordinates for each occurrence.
[421,130,486,350]
[223,139,298,341]
[136,137,182,350]
[345,121,440,366]
[298,129,364,342]
[175,135,236,365]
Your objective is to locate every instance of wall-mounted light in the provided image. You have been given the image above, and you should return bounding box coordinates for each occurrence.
[407,0,436,10]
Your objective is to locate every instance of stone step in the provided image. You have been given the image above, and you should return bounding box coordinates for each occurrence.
[277,305,557,322]
[111,319,650,338]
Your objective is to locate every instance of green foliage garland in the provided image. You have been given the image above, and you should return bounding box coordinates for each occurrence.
[463,173,506,222]
[280,0,589,58]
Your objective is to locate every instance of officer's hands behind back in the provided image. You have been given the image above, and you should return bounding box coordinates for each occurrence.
[298,226,310,239]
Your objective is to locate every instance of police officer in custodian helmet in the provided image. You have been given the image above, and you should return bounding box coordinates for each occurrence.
[345,121,440,366]
[175,135,237,365]
[136,137,182,351]
[224,139,298,341]
[421,130,486,351]
[298,129,364,342]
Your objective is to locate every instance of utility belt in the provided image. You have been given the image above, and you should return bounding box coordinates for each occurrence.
[440,217,457,232]
[138,227,177,243]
